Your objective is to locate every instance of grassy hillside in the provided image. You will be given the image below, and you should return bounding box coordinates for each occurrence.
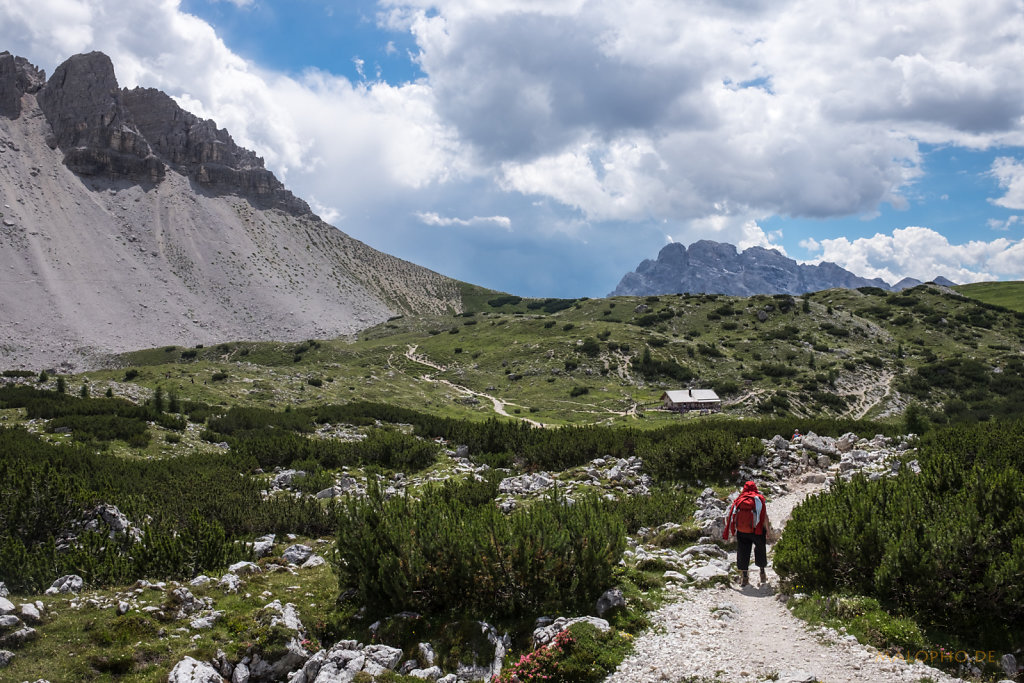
[955,280,1024,312]
[93,286,1024,424]
[1,283,1008,449]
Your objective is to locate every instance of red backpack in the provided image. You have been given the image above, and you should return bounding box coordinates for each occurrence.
[734,495,757,534]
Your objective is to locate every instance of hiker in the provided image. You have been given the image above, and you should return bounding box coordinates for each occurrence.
[723,480,770,587]
[791,428,801,441]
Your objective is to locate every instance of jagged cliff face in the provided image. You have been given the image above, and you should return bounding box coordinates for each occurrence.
[610,240,894,297]
[0,51,464,370]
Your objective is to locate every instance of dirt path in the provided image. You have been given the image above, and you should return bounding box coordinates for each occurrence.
[608,482,965,683]
[404,344,447,372]
[430,376,544,427]
[402,345,545,427]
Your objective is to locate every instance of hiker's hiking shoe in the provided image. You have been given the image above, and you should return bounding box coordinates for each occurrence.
[760,568,767,585]
[739,570,749,587]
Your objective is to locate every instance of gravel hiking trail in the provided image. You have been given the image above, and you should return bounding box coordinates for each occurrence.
[608,481,965,683]
[403,345,545,427]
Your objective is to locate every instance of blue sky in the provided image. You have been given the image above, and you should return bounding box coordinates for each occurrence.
[179,0,425,84]
[3,0,1024,297]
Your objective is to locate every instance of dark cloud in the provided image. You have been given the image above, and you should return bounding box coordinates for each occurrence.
[422,12,710,161]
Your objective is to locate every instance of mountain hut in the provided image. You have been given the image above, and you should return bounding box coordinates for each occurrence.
[661,389,721,413]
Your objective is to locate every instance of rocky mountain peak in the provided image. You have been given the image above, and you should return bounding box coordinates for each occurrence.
[610,240,894,296]
[5,51,309,215]
[36,51,164,182]
[0,50,46,118]
[121,87,310,215]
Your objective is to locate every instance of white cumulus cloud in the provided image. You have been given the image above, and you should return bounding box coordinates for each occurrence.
[989,157,1024,210]
[807,226,1023,284]
[416,212,511,229]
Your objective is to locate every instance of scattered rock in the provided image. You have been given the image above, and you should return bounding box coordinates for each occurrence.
[362,644,404,675]
[271,469,306,489]
[1001,653,1018,677]
[690,563,730,582]
[218,574,243,594]
[453,621,510,682]
[0,649,13,668]
[18,603,41,624]
[190,612,223,630]
[282,544,313,565]
[498,472,555,495]
[418,642,436,667]
[252,534,275,558]
[408,665,443,680]
[776,671,817,683]
[44,574,83,595]
[596,588,627,617]
[0,626,37,647]
[533,616,609,649]
[301,554,326,569]
[229,561,262,577]
[167,655,225,683]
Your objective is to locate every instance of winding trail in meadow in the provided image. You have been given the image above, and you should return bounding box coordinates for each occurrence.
[403,345,545,427]
[607,481,966,683]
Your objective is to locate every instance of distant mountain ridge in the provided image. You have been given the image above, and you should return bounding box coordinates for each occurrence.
[610,241,956,297]
[0,50,467,370]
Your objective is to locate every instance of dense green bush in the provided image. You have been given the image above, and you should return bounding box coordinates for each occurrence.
[897,356,1024,421]
[228,428,438,472]
[526,298,577,314]
[0,425,341,592]
[603,486,695,533]
[488,295,523,308]
[0,427,258,591]
[208,405,314,434]
[0,386,185,448]
[334,482,625,621]
[774,419,1024,648]
[758,362,797,378]
[631,347,694,382]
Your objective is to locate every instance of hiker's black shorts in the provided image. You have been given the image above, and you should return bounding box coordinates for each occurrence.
[736,531,767,570]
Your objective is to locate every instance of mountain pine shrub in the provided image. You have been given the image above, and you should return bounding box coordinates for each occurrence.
[774,419,1024,649]
[334,482,625,621]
